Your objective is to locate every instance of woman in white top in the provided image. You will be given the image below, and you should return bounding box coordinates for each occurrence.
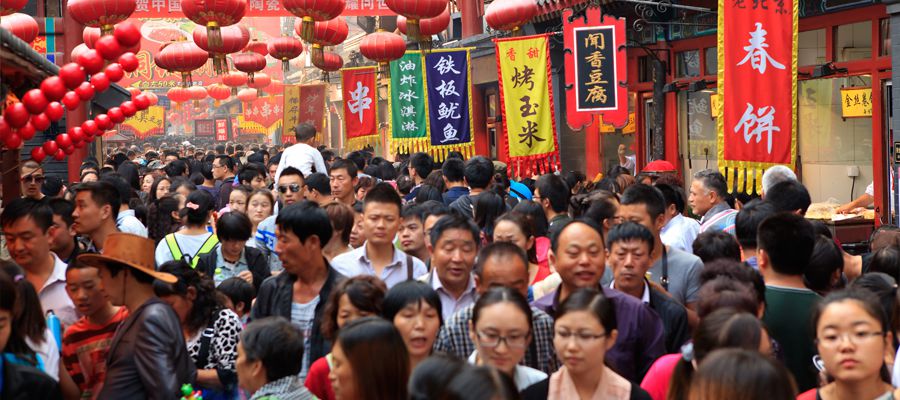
[468,286,546,392]
[155,190,218,267]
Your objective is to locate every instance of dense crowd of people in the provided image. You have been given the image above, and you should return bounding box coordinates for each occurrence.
[4,122,900,399]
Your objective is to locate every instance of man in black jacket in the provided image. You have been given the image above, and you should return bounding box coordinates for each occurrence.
[195,212,270,291]
[78,233,195,400]
[250,201,345,381]
[606,222,691,353]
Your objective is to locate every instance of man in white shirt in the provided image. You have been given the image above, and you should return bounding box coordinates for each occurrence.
[656,183,699,253]
[418,213,480,321]
[1,197,77,327]
[332,183,427,288]
[102,174,148,237]
[274,122,327,182]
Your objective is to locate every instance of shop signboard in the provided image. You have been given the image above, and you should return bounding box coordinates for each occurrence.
[132,0,393,17]
[423,49,475,160]
[341,67,378,149]
[194,119,215,136]
[839,87,873,118]
[215,119,228,141]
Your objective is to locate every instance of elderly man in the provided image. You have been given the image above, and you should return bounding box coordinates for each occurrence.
[237,318,316,400]
[688,169,737,235]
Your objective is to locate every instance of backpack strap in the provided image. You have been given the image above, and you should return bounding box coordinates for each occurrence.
[188,234,220,269]
[195,316,218,370]
[165,234,184,262]
[406,254,413,280]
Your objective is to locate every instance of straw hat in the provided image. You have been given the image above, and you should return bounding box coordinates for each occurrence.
[78,233,177,284]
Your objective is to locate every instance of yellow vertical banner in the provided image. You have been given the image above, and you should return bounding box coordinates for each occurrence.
[494,34,559,177]
[283,85,301,144]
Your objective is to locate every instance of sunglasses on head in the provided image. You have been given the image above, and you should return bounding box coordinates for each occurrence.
[278,184,302,194]
[21,175,45,184]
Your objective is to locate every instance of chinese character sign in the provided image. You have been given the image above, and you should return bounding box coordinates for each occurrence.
[241,95,284,138]
[121,105,165,138]
[216,119,228,141]
[283,84,301,144]
[133,0,393,17]
[299,84,327,144]
[424,49,475,160]
[718,0,797,193]
[563,7,628,131]
[341,67,378,149]
[840,87,873,118]
[495,34,559,177]
[389,51,429,154]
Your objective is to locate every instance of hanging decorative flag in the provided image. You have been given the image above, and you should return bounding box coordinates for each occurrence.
[215,119,229,141]
[283,84,301,144]
[299,84,328,145]
[423,49,475,160]
[718,0,797,193]
[342,66,379,149]
[121,105,166,139]
[495,34,559,177]
[563,7,628,131]
[389,51,429,154]
[241,95,284,138]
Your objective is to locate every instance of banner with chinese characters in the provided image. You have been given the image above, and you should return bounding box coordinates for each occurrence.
[299,84,327,144]
[342,67,378,149]
[563,7,628,131]
[240,95,284,136]
[495,34,559,177]
[718,0,798,193]
[389,51,429,154]
[840,87,873,118]
[215,119,228,141]
[120,105,165,139]
[132,0,394,17]
[282,84,301,144]
[424,49,475,160]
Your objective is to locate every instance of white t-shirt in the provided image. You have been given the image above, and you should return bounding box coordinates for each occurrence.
[155,232,216,267]
[275,142,327,180]
[26,329,60,381]
[291,296,320,381]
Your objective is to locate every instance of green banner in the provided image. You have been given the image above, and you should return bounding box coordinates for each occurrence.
[389,51,429,153]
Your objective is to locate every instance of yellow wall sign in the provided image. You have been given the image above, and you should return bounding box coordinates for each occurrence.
[599,113,636,134]
[710,94,722,118]
[840,87,873,118]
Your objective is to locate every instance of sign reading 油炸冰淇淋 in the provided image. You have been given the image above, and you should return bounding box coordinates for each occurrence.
[389,51,429,154]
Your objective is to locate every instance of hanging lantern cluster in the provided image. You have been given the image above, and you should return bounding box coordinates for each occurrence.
[397,6,450,49]
[359,30,406,76]
[267,37,304,75]
[1,13,39,43]
[84,24,142,55]
[283,0,345,42]
[385,0,447,44]
[193,24,250,74]
[485,0,539,34]
[296,16,348,69]
[67,0,137,35]
[154,41,209,87]
[1,23,155,158]
[181,0,246,47]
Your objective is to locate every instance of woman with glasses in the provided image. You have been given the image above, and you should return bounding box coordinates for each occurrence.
[383,281,442,372]
[245,189,274,247]
[467,287,546,392]
[523,288,651,400]
[797,289,894,400]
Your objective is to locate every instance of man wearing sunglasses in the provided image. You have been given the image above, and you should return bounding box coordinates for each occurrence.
[256,167,305,273]
[20,160,46,200]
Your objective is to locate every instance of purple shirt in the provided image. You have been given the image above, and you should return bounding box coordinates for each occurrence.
[531,285,666,382]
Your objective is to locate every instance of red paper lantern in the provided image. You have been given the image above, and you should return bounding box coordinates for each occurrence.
[40,76,68,101]
[107,107,125,123]
[45,102,64,122]
[76,49,106,75]
[4,133,22,149]
[398,6,450,36]
[313,51,343,72]
[386,0,447,40]
[181,0,246,49]
[75,82,96,101]
[167,87,190,103]
[268,80,284,95]
[42,140,59,156]
[118,52,139,72]
[267,36,304,75]
[59,63,87,90]
[22,89,49,115]
[67,0,136,35]
[71,43,90,61]
[3,103,30,128]
[31,147,46,163]
[301,16,348,64]
[231,52,266,82]
[104,63,125,82]
[56,134,73,148]
[359,31,406,67]
[31,113,51,131]
[207,84,231,105]
[245,40,268,56]
[83,27,140,53]
[1,13,38,43]
[247,73,271,90]
[193,24,250,74]
[283,0,345,42]
[222,71,248,95]
[154,41,209,88]
[236,88,258,103]
[485,0,539,33]
[187,86,208,101]
[0,0,27,15]
[120,101,137,117]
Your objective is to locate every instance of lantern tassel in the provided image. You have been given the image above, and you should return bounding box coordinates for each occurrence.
[248,73,255,83]
[209,23,222,48]
[283,60,289,76]
[300,17,314,42]
[407,20,421,43]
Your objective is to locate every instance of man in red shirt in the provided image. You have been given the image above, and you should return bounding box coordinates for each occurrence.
[61,259,129,398]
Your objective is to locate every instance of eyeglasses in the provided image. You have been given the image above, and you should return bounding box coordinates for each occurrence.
[278,184,302,194]
[475,330,529,349]
[21,175,45,184]
[816,331,884,348]
[553,330,607,345]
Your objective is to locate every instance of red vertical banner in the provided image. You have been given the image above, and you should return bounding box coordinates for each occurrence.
[341,67,378,150]
[718,0,798,194]
[299,84,327,143]
[215,119,228,141]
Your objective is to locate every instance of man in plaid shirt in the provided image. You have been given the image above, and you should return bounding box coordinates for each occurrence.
[433,242,558,373]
